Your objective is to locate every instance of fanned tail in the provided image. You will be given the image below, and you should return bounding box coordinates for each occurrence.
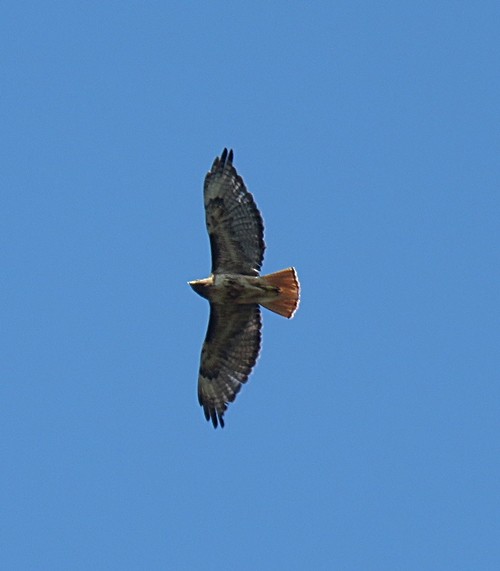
[260,267,300,318]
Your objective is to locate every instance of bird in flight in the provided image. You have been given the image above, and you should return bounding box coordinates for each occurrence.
[189,149,300,428]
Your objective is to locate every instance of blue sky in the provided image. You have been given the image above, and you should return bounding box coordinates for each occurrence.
[2,2,499,569]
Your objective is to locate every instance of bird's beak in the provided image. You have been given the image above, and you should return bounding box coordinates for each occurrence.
[188,277,212,286]
[188,277,212,298]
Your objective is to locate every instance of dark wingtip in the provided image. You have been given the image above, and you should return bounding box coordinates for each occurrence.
[210,149,233,173]
[210,408,217,428]
[219,148,233,167]
[200,398,226,429]
[208,409,225,429]
[204,406,225,429]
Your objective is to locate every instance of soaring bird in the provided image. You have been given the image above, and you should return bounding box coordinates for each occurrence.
[189,149,300,428]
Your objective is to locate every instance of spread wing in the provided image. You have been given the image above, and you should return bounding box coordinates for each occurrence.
[204,149,265,276]
[198,303,262,428]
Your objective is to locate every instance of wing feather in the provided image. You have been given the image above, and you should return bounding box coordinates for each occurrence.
[204,149,265,275]
[198,303,262,428]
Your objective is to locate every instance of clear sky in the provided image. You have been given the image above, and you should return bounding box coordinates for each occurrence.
[2,2,499,570]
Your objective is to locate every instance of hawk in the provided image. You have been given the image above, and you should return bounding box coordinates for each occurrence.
[189,149,300,428]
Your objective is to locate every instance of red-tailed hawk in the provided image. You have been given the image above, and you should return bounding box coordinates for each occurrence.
[189,149,300,428]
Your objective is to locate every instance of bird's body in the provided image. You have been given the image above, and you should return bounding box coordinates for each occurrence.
[190,273,281,307]
[189,149,300,428]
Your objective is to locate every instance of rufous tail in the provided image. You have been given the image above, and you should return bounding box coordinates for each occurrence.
[260,267,300,318]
